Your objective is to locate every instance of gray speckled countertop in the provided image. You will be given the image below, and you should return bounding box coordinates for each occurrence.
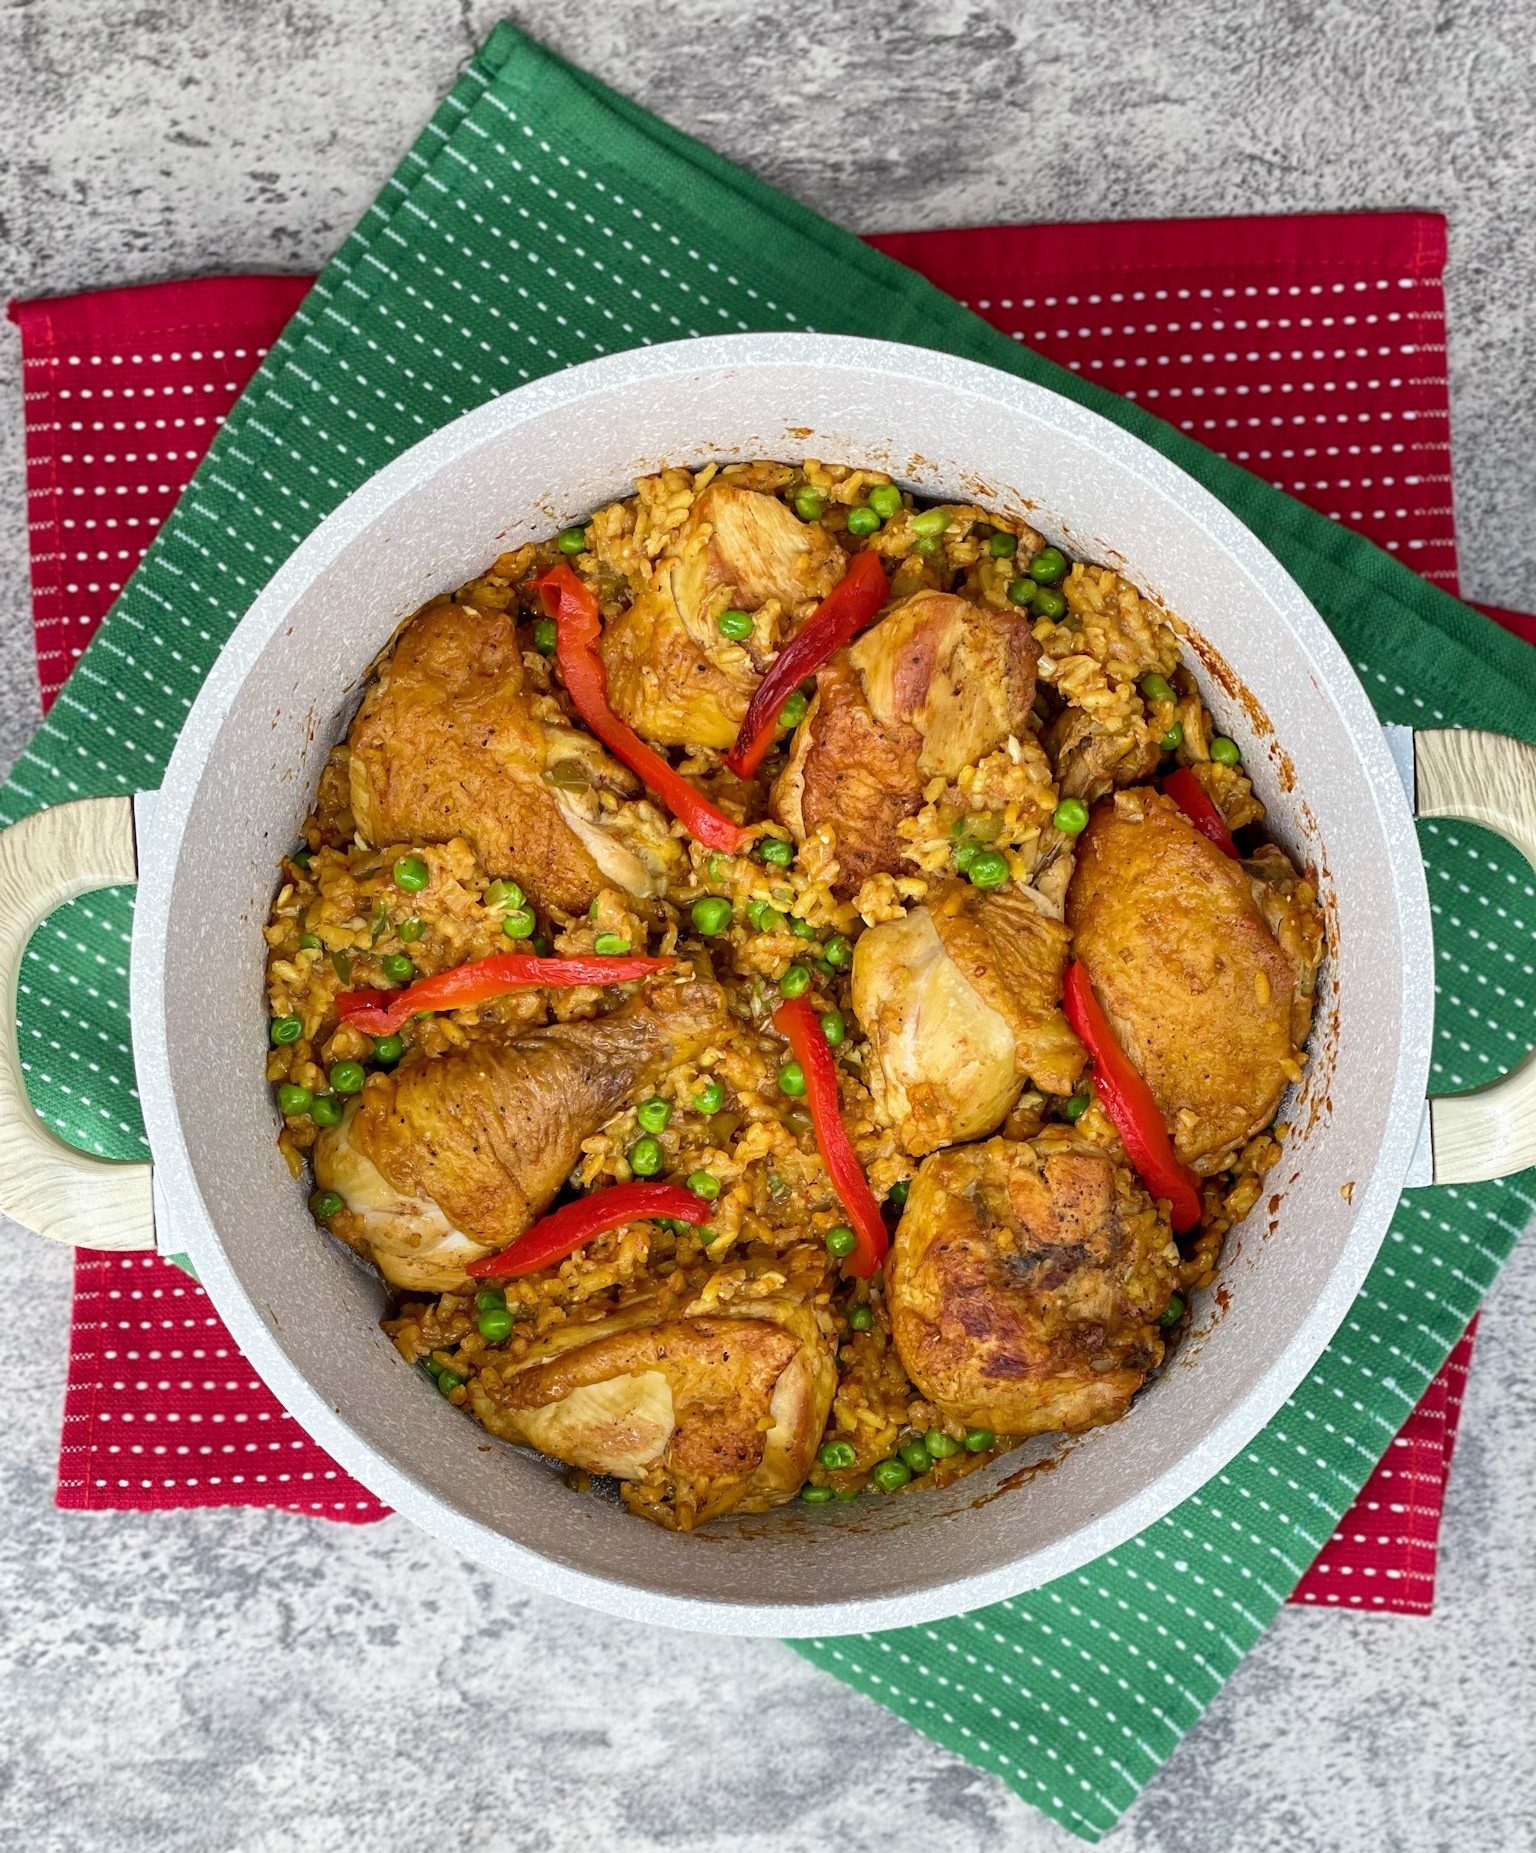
[1,5,1533,1849]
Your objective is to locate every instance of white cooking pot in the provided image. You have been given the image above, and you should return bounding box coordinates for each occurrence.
[4,336,1534,1635]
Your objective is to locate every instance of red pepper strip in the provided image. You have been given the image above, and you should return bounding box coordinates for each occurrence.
[1061,962,1203,1233]
[771,994,889,1279]
[467,1183,709,1282]
[724,550,890,778]
[1162,766,1239,859]
[336,951,673,1037]
[534,562,749,854]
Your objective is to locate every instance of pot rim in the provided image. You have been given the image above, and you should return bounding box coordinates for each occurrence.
[130,332,1434,1634]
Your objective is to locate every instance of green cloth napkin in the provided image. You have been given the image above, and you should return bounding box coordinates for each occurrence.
[6,23,1533,1841]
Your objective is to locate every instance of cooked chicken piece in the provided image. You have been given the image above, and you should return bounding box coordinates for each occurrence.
[774,590,1038,890]
[1065,788,1321,1172]
[852,880,1084,1156]
[314,980,724,1290]
[348,600,678,916]
[476,1291,836,1528]
[601,482,846,749]
[1045,705,1162,806]
[1245,843,1326,1045]
[888,1131,1178,1437]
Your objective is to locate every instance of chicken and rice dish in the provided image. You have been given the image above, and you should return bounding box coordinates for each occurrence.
[263,461,1326,1530]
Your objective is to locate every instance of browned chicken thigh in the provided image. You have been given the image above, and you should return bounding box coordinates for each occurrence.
[348,599,678,916]
[601,481,846,749]
[852,879,1084,1156]
[888,1131,1178,1437]
[313,980,724,1290]
[1065,789,1322,1172]
[474,1290,836,1529]
[773,589,1039,891]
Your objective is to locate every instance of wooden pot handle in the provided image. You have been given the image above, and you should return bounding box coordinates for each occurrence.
[1416,728,1536,1186]
[0,796,154,1250]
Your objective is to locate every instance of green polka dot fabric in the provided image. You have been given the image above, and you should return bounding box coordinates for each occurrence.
[5,24,1534,1842]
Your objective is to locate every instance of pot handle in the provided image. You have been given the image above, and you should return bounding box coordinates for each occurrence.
[0,795,154,1250]
[1416,728,1536,1185]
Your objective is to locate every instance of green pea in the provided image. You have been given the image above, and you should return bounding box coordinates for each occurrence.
[845,505,881,537]
[779,965,811,999]
[1139,671,1175,704]
[872,1458,911,1491]
[899,1439,934,1475]
[819,1009,846,1046]
[269,1015,303,1046]
[533,618,558,655]
[886,1178,910,1211]
[748,901,785,934]
[397,917,424,942]
[825,1224,857,1258]
[696,1226,721,1248]
[953,838,979,873]
[801,1484,834,1504]
[691,896,733,937]
[967,849,1010,890]
[778,690,809,730]
[309,1190,343,1221]
[847,1304,874,1332]
[788,916,816,939]
[693,1079,726,1115]
[913,535,941,556]
[1029,545,1068,585]
[793,488,826,521]
[371,1033,404,1067]
[475,1287,507,1313]
[557,525,588,555]
[759,836,794,869]
[1063,1090,1091,1123]
[779,1061,807,1098]
[987,530,1019,557]
[531,934,552,957]
[910,507,949,538]
[717,608,753,641]
[1033,586,1067,620]
[501,908,536,940]
[1161,722,1185,752]
[478,1305,514,1343]
[1160,1294,1187,1329]
[707,853,732,881]
[819,1438,857,1471]
[380,954,416,984]
[435,1367,465,1396]
[868,483,903,520]
[628,1135,664,1177]
[637,1097,672,1134]
[963,1428,996,1453]
[1053,798,1089,837]
[291,848,313,871]
[1006,576,1036,608]
[1210,736,1241,767]
[687,1170,721,1201]
[393,855,429,893]
[277,1083,313,1117]
[486,879,525,911]
[298,933,322,951]
[925,1429,961,1459]
[823,935,852,970]
[593,933,632,956]
[310,1094,343,1129]
[329,1061,366,1096]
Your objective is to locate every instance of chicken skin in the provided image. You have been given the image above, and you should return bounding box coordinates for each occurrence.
[774,589,1038,891]
[314,980,724,1290]
[1065,789,1322,1172]
[348,599,678,916]
[888,1132,1178,1437]
[474,1291,835,1529]
[601,481,846,749]
[852,879,1084,1156]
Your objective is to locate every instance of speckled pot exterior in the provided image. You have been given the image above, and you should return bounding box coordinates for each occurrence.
[128,335,1434,1636]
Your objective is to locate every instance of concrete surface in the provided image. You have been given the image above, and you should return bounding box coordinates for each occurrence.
[1,3,1533,1849]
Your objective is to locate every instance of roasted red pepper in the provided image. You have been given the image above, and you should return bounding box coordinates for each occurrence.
[772,993,889,1279]
[336,951,673,1037]
[1061,962,1202,1233]
[466,1182,709,1281]
[724,549,889,778]
[534,562,749,853]
[1162,766,1238,859]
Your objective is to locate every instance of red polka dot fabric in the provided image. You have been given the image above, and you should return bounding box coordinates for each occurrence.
[11,211,1522,1596]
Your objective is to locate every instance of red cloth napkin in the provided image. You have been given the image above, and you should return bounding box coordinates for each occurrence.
[13,210,1514,1605]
